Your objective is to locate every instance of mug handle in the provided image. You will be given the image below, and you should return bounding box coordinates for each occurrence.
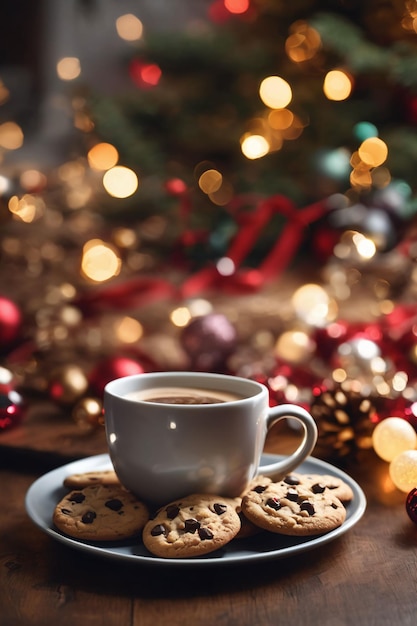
[258,404,318,480]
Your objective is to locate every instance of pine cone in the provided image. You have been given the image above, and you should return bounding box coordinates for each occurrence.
[310,382,378,462]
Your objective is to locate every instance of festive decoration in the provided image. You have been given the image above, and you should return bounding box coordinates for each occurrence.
[48,365,89,406]
[372,417,417,462]
[0,367,24,431]
[0,296,22,348]
[405,488,417,524]
[309,382,378,461]
[72,397,104,431]
[88,357,145,396]
[389,450,417,493]
[180,313,237,372]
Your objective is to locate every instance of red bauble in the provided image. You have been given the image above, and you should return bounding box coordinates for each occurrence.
[406,488,417,524]
[0,296,22,347]
[89,357,145,396]
[0,388,24,431]
[180,313,237,372]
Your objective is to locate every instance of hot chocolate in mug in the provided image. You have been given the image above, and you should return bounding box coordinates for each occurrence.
[104,371,318,505]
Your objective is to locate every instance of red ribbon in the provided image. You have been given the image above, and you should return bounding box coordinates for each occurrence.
[76,194,328,313]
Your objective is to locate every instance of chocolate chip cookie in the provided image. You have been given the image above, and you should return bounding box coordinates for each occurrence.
[282,472,354,503]
[234,475,273,539]
[63,469,120,490]
[241,480,346,536]
[142,494,241,558]
[53,484,149,541]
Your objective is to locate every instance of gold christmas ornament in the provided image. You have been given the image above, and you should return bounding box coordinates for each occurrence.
[48,364,89,405]
[72,397,104,431]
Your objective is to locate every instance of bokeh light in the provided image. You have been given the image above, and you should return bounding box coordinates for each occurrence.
[116,14,143,41]
[198,169,223,194]
[0,122,24,150]
[224,0,249,14]
[114,316,143,343]
[81,239,121,282]
[56,57,81,81]
[240,134,269,159]
[170,307,192,327]
[323,70,352,101]
[358,137,388,167]
[285,21,321,62]
[102,166,138,198]
[259,76,292,109]
[88,143,119,171]
[292,283,332,326]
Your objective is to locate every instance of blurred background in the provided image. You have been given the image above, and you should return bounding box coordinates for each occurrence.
[2,0,417,465]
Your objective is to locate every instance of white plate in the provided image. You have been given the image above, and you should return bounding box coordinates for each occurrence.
[25,453,366,568]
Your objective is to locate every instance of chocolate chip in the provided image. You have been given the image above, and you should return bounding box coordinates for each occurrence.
[266,497,281,510]
[198,527,214,540]
[81,511,96,524]
[284,474,301,486]
[184,518,200,533]
[68,492,85,503]
[311,482,326,494]
[151,524,166,537]
[213,503,227,515]
[105,498,123,511]
[61,508,71,515]
[331,502,339,509]
[166,505,180,519]
[252,485,267,493]
[300,501,315,515]
[286,488,299,501]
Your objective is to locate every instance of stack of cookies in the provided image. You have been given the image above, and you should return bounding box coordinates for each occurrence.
[53,469,353,559]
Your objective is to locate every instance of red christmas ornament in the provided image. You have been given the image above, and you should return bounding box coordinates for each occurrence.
[0,368,24,431]
[0,296,22,347]
[405,488,417,524]
[180,313,237,372]
[89,356,145,396]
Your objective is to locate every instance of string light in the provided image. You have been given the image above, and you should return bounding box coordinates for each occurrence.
[259,76,292,109]
[115,14,143,41]
[81,239,121,282]
[88,143,119,171]
[224,0,250,14]
[358,137,388,167]
[323,70,352,101]
[102,166,138,198]
[56,57,81,81]
[240,134,269,159]
[0,122,24,150]
[285,21,321,62]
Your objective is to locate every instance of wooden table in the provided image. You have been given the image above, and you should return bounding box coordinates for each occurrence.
[1,408,416,626]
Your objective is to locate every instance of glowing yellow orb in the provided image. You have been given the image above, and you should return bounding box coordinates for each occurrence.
[240,134,269,159]
[103,166,138,198]
[372,417,417,462]
[358,137,388,167]
[115,14,143,41]
[81,239,121,282]
[389,450,417,492]
[323,70,352,101]
[259,76,292,109]
[88,143,119,171]
[57,57,81,81]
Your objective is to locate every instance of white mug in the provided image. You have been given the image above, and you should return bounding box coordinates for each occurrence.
[104,371,318,505]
